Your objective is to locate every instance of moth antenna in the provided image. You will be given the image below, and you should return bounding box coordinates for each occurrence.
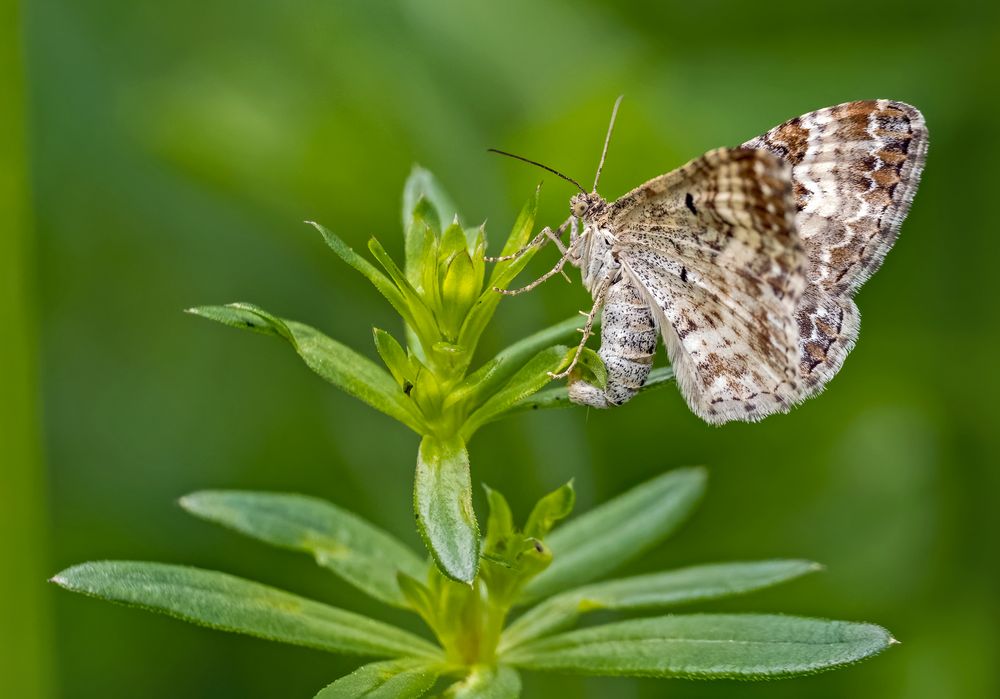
[488,149,587,194]
[593,94,624,192]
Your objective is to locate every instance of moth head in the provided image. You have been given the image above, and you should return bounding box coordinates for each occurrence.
[570,193,598,218]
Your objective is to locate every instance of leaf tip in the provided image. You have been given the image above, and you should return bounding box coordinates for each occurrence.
[176,493,199,513]
[888,636,901,646]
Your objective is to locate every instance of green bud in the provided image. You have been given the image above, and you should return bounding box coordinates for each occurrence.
[524,480,576,539]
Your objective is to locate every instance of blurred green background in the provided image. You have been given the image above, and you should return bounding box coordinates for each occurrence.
[5,0,999,697]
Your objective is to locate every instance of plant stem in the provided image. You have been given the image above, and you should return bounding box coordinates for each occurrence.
[0,3,55,695]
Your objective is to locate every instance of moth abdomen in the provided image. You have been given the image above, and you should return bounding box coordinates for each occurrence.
[568,276,657,408]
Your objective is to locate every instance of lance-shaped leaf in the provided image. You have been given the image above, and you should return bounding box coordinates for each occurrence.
[51,562,442,659]
[521,467,706,601]
[482,485,514,554]
[568,348,607,391]
[504,366,675,417]
[502,560,821,650]
[502,613,895,679]
[448,315,582,412]
[414,436,480,583]
[457,188,541,361]
[187,304,426,434]
[315,659,441,699]
[443,665,522,698]
[486,185,542,291]
[523,481,575,541]
[179,491,428,608]
[368,238,440,347]
[308,222,414,328]
[373,328,417,390]
[460,345,567,440]
[402,165,460,236]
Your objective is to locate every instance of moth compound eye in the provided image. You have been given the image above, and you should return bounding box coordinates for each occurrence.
[572,200,588,217]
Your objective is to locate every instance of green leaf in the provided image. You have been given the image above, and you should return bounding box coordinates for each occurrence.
[521,467,707,601]
[486,185,542,290]
[568,348,607,391]
[439,251,480,340]
[504,366,675,417]
[307,222,413,326]
[523,481,575,540]
[460,345,567,440]
[438,220,468,263]
[448,315,583,413]
[187,304,426,434]
[179,491,428,608]
[374,328,417,390]
[368,238,440,348]
[402,165,460,234]
[457,188,540,361]
[482,485,514,554]
[315,659,441,699]
[414,436,480,583]
[501,560,821,650]
[51,562,442,659]
[502,613,895,679]
[443,665,522,698]
[396,572,437,630]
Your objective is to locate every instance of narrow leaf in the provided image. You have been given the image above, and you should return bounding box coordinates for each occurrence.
[502,560,821,650]
[439,220,468,262]
[368,238,440,345]
[444,665,522,698]
[457,188,540,360]
[504,366,675,417]
[187,304,426,434]
[486,185,541,290]
[414,436,480,583]
[523,481,575,541]
[460,345,567,440]
[374,328,417,389]
[569,348,607,391]
[439,251,480,340]
[402,165,459,233]
[482,485,514,553]
[521,467,707,601]
[448,315,583,412]
[315,659,441,699]
[52,562,441,659]
[179,491,428,608]
[307,222,413,325]
[503,613,895,679]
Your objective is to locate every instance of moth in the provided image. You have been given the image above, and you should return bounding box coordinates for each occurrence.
[489,97,928,424]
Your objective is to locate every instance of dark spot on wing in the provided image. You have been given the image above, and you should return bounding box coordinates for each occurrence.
[685,192,698,215]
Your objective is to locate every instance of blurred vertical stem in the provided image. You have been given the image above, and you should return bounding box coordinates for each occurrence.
[0,2,54,697]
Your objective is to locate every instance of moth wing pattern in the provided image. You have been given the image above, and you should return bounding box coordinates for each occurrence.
[609,147,808,423]
[742,99,928,395]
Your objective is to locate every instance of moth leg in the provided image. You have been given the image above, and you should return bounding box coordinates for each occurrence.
[484,217,572,262]
[548,270,612,379]
[494,227,588,296]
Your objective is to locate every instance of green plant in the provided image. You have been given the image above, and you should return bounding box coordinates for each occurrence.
[52,169,895,696]
[53,468,894,696]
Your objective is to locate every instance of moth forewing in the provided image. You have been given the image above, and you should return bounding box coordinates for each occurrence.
[590,148,806,423]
